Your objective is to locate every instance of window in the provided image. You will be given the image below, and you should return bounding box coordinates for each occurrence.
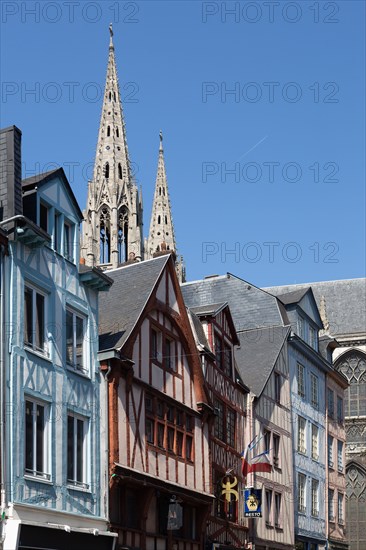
[104,162,110,179]
[309,325,317,349]
[66,309,86,372]
[215,333,232,377]
[338,492,344,523]
[145,394,194,461]
[274,493,282,528]
[337,440,343,472]
[25,399,49,479]
[39,202,49,232]
[265,489,272,525]
[297,416,306,454]
[298,473,306,513]
[214,399,236,447]
[67,414,88,487]
[54,212,60,252]
[24,285,46,353]
[337,396,343,423]
[63,222,74,262]
[164,337,174,370]
[328,489,335,521]
[264,429,271,455]
[107,125,110,137]
[273,434,280,468]
[311,424,319,461]
[226,408,235,447]
[328,435,334,468]
[297,363,305,398]
[311,373,319,409]
[274,372,281,403]
[328,388,334,418]
[298,316,304,339]
[311,478,319,517]
[151,327,161,361]
[118,163,122,180]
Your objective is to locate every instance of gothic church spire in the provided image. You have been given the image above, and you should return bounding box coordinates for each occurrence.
[81,25,143,268]
[146,132,185,281]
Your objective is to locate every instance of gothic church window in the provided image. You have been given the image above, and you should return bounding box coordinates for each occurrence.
[158,215,161,224]
[118,163,122,180]
[109,92,111,101]
[116,127,119,137]
[107,126,110,137]
[118,209,129,264]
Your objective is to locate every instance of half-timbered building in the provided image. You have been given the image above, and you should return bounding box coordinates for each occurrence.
[0,126,115,549]
[235,325,295,550]
[98,254,213,550]
[188,303,249,549]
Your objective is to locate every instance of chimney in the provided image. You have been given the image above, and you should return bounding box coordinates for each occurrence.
[0,125,23,221]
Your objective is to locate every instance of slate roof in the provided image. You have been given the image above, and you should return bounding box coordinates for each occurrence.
[235,325,290,397]
[276,287,311,305]
[264,279,366,337]
[98,256,170,351]
[181,274,286,332]
[190,302,227,317]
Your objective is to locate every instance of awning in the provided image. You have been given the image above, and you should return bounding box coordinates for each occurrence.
[18,523,116,550]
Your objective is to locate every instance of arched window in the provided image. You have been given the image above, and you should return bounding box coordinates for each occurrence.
[116,127,119,138]
[104,163,110,179]
[107,126,110,137]
[159,187,161,196]
[118,163,122,180]
[109,92,112,101]
[114,92,116,101]
[165,216,167,224]
[99,208,111,264]
[158,215,161,224]
[335,350,366,418]
[118,209,129,264]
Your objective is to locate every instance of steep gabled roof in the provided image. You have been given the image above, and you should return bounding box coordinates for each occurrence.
[99,256,169,351]
[190,302,228,317]
[235,325,290,397]
[182,274,287,331]
[22,167,83,221]
[264,279,366,337]
[276,287,310,305]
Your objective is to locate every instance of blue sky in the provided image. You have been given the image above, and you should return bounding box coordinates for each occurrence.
[1,0,365,286]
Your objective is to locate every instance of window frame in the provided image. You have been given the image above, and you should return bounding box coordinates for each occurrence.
[311,424,319,461]
[24,398,50,480]
[328,388,334,418]
[311,478,319,517]
[24,283,48,355]
[67,413,89,488]
[265,489,273,526]
[328,488,335,522]
[145,394,194,461]
[337,440,343,472]
[328,435,334,469]
[310,373,319,409]
[274,372,281,403]
[298,473,306,513]
[297,416,306,455]
[337,396,344,424]
[274,492,282,528]
[273,433,281,469]
[66,308,87,374]
[337,492,344,524]
[214,398,236,448]
[297,363,305,398]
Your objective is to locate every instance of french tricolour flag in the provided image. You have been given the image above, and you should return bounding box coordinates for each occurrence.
[241,437,272,477]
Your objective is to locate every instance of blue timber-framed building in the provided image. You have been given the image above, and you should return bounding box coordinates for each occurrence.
[0,126,116,549]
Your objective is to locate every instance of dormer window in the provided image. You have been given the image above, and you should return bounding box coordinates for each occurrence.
[297,315,305,339]
[39,202,49,233]
[63,222,74,262]
[309,325,317,350]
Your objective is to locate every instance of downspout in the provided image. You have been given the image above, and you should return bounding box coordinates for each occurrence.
[0,247,6,545]
[104,361,112,531]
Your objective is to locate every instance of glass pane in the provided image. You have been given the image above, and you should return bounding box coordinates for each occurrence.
[36,404,44,473]
[67,416,74,481]
[76,419,84,482]
[39,203,48,232]
[66,310,73,364]
[75,316,84,369]
[24,287,33,345]
[64,224,70,258]
[35,293,45,350]
[25,401,33,471]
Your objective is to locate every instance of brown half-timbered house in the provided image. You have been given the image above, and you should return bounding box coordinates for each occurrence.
[98,254,213,550]
[188,303,250,549]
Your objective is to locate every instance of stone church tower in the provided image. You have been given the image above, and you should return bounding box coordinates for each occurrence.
[81,25,143,268]
[145,132,185,282]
